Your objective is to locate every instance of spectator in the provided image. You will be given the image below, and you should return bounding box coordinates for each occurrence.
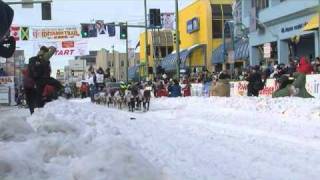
[246,66,264,97]
[0,67,6,76]
[210,72,231,97]
[168,79,182,97]
[313,57,320,73]
[296,56,313,75]
[80,82,88,98]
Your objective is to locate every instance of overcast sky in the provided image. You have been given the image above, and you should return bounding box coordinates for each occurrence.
[5,0,194,73]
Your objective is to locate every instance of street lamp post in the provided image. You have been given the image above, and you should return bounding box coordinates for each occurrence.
[175,0,180,79]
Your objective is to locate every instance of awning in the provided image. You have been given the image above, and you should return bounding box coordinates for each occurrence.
[161,44,207,71]
[128,65,140,80]
[160,49,188,71]
[234,39,249,60]
[212,39,249,64]
[304,14,319,31]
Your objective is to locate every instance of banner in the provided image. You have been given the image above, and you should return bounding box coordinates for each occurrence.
[306,74,320,98]
[21,27,29,41]
[0,76,14,87]
[96,20,107,35]
[10,26,20,41]
[33,40,89,56]
[32,27,81,40]
[161,13,175,30]
[230,79,278,97]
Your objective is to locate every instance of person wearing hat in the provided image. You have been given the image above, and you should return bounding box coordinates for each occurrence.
[0,0,15,58]
[246,66,264,97]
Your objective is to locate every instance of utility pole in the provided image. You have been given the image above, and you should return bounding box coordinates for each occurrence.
[126,22,129,83]
[175,0,180,79]
[318,0,320,58]
[144,0,149,78]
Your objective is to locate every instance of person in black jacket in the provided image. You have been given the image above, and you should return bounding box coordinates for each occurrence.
[0,36,16,58]
[246,66,264,97]
[0,0,15,58]
[27,46,62,108]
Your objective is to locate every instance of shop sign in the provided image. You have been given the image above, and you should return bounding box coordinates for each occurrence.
[281,22,308,33]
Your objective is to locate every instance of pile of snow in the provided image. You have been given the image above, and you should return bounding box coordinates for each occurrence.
[1,96,320,180]
[0,100,164,180]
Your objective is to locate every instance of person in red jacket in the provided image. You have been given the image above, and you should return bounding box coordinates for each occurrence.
[182,79,191,97]
[156,81,168,97]
[80,82,88,98]
[296,57,313,74]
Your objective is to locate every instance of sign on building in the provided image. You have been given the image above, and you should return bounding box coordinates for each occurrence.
[263,43,271,58]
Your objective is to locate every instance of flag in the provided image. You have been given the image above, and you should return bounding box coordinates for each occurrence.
[95,20,106,35]
[87,24,97,37]
[10,26,20,41]
[107,23,116,37]
[21,27,29,41]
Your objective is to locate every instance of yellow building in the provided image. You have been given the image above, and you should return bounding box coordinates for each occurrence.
[179,0,233,72]
[139,0,233,76]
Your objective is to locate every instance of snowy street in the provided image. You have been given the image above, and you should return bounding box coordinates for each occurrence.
[1,97,320,180]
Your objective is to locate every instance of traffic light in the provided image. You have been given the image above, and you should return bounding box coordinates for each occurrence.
[81,24,89,38]
[41,2,52,20]
[173,32,180,44]
[149,9,161,28]
[57,70,60,76]
[107,23,116,37]
[119,24,127,40]
[71,70,74,76]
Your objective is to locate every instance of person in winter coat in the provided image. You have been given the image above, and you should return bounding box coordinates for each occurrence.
[168,79,182,97]
[0,0,16,58]
[80,82,88,98]
[272,72,313,98]
[246,66,264,97]
[182,80,191,97]
[0,0,13,39]
[22,69,36,114]
[64,84,72,99]
[296,57,313,75]
[210,73,231,97]
[156,81,168,97]
[0,36,16,58]
[29,46,62,108]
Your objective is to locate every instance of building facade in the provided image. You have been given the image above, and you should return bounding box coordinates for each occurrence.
[139,30,174,75]
[240,0,320,65]
[96,49,139,81]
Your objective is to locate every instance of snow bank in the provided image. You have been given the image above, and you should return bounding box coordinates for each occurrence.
[0,99,164,180]
[1,97,320,180]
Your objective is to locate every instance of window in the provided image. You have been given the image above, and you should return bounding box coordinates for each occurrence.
[212,4,232,38]
[254,0,269,13]
[212,20,222,38]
